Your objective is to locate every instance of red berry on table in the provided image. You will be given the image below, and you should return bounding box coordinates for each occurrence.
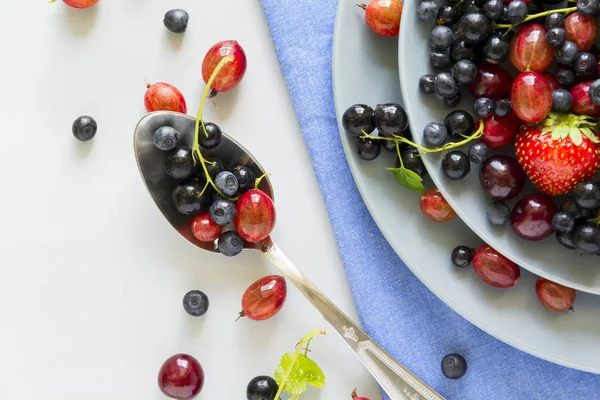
[191,212,222,242]
[158,354,204,400]
[564,12,597,52]
[510,194,558,241]
[420,187,456,223]
[472,245,520,288]
[351,388,370,400]
[570,81,600,116]
[535,277,576,312]
[239,275,287,321]
[509,23,554,72]
[511,71,552,123]
[234,189,276,243]
[480,112,521,149]
[202,40,247,94]
[479,154,525,201]
[56,0,99,8]
[468,63,513,101]
[357,0,403,37]
[144,82,187,114]
[514,114,600,196]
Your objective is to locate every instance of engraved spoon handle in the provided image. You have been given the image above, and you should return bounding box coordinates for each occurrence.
[258,237,445,400]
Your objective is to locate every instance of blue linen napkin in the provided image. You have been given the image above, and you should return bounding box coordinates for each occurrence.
[259,1,600,398]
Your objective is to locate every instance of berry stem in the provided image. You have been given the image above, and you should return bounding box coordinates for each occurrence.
[356,3,367,10]
[492,6,577,32]
[352,388,359,399]
[254,172,271,189]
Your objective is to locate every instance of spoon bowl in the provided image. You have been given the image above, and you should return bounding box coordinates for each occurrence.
[134,111,444,400]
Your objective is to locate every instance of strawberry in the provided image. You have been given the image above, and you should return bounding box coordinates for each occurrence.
[515,113,600,196]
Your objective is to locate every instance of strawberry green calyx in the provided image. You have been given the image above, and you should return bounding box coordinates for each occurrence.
[539,112,600,146]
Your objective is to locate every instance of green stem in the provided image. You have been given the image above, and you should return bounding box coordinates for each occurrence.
[492,6,577,32]
[274,330,327,400]
[254,172,270,189]
[395,140,405,168]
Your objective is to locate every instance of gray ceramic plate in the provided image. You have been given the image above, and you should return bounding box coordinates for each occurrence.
[398,2,600,294]
[333,0,600,373]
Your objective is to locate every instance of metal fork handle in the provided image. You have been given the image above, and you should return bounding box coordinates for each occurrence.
[258,237,445,400]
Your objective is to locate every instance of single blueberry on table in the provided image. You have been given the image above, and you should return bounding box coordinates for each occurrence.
[246,376,279,400]
[486,201,511,226]
[423,122,448,147]
[442,354,467,379]
[555,41,579,65]
[163,9,190,33]
[451,59,478,85]
[506,0,527,24]
[551,89,573,112]
[493,99,512,117]
[215,171,239,197]
[483,0,504,21]
[154,126,180,151]
[451,245,474,268]
[552,211,576,234]
[468,142,488,164]
[342,104,375,136]
[182,290,209,317]
[545,27,566,48]
[473,97,493,118]
[544,12,565,29]
[417,0,438,21]
[198,122,222,149]
[419,74,436,94]
[429,25,455,50]
[72,115,98,142]
[209,198,237,226]
[573,181,600,210]
[456,12,491,45]
[374,103,409,134]
[442,151,470,180]
[574,52,597,75]
[444,110,475,137]
[434,72,459,98]
[218,231,244,257]
[482,33,509,63]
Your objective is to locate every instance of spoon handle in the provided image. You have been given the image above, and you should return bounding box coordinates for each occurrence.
[258,238,445,400]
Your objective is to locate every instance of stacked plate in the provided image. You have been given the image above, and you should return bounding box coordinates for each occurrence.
[332,0,600,373]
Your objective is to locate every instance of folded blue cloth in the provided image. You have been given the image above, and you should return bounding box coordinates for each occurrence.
[260,1,600,398]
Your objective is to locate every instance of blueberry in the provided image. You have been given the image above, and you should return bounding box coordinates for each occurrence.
[233,166,256,193]
[450,39,476,62]
[451,245,474,267]
[444,93,462,108]
[215,171,239,197]
[423,122,449,147]
[418,0,439,21]
[574,52,597,75]
[560,196,593,221]
[218,231,244,256]
[419,74,436,94]
[173,180,209,215]
[442,151,470,180]
[203,158,224,180]
[357,138,382,161]
[451,59,478,85]
[506,1,527,24]
[493,99,512,117]
[429,26,455,49]
[246,376,279,400]
[551,89,573,112]
[544,13,565,29]
[444,110,475,137]
[555,41,579,65]
[374,103,409,134]
[209,198,237,225]
[397,146,427,177]
[556,231,575,249]
[483,0,504,21]
[468,142,488,163]
[556,67,576,87]
[165,147,194,180]
[437,5,460,26]
[573,181,600,210]
[182,290,209,317]
[482,33,509,63]
[198,122,222,149]
[434,72,460,98]
[552,211,576,234]
[456,12,490,45]
[487,201,511,226]
[441,354,467,379]
[572,223,600,254]
[72,115,98,142]
[577,0,599,16]
[342,104,375,136]
[163,9,190,33]
[430,51,453,69]
[545,27,566,48]
[589,79,600,105]
[473,97,493,118]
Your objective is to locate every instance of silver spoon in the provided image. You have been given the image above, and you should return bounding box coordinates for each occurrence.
[134,111,445,400]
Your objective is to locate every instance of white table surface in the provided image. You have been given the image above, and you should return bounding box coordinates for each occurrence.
[0,1,382,399]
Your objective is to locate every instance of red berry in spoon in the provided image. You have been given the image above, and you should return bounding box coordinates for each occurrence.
[54,0,99,8]
[468,63,513,100]
[191,212,222,242]
[239,275,287,321]
[158,354,204,400]
[357,0,403,37]
[144,82,187,114]
[472,245,520,288]
[510,23,554,72]
[511,71,552,123]
[234,188,276,243]
[202,40,247,94]
[570,81,600,116]
[510,194,558,241]
[535,277,576,312]
[479,112,521,149]
[564,12,597,52]
[420,188,456,223]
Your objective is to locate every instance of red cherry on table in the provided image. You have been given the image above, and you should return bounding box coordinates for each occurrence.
[191,212,222,242]
[144,82,187,114]
[511,194,558,241]
[472,245,520,288]
[535,277,576,312]
[479,113,521,149]
[202,40,247,94]
[158,354,204,400]
[234,189,276,243]
[511,71,552,123]
[468,64,513,101]
[357,0,403,37]
[59,0,99,8]
[239,275,287,321]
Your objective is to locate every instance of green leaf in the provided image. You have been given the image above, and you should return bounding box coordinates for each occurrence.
[582,127,600,144]
[570,127,583,145]
[386,167,424,192]
[552,125,568,141]
[275,352,326,396]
